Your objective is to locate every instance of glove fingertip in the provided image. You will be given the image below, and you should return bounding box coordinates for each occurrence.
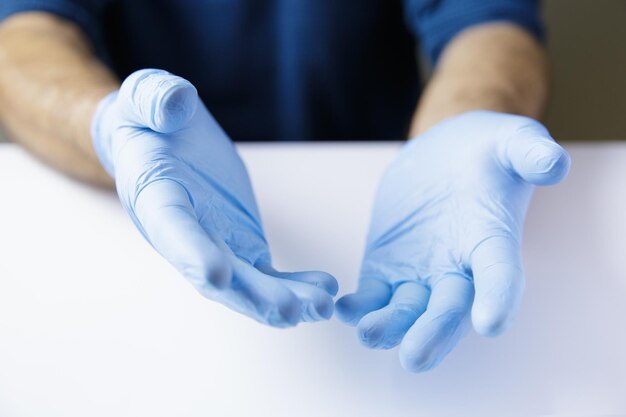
[528,142,570,184]
[335,281,392,325]
[543,146,571,185]
[471,303,513,337]
[154,81,198,133]
[297,270,339,296]
[296,287,335,322]
[207,255,232,290]
[357,320,385,348]
[119,68,198,133]
[318,272,339,296]
[508,137,571,186]
[398,344,436,373]
[314,295,335,321]
[278,299,302,327]
[334,294,361,326]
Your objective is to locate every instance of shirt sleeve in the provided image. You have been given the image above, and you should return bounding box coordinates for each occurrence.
[0,0,107,47]
[403,0,544,65]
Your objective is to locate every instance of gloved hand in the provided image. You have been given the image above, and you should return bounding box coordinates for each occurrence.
[336,111,570,371]
[91,69,338,327]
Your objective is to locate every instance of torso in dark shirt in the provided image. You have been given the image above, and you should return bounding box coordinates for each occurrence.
[99,0,420,141]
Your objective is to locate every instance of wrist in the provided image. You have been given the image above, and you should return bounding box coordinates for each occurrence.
[90,90,119,177]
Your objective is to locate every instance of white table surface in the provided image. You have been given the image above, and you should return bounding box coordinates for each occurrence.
[0,142,625,417]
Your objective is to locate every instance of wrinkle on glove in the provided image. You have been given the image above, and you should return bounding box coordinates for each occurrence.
[336,111,570,372]
[91,69,338,328]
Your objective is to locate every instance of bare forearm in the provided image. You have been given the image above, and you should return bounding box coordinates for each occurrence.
[0,12,119,187]
[410,23,549,136]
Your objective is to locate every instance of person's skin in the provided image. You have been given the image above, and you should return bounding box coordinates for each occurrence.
[0,13,117,187]
[0,13,547,187]
[410,22,548,135]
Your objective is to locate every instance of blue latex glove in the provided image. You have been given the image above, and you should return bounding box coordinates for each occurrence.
[91,69,338,327]
[336,111,570,371]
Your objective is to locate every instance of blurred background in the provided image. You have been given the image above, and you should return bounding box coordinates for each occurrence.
[0,0,624,143]
[543,0,626,141]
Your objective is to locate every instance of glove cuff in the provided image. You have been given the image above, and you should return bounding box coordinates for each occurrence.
[90,91,119,178]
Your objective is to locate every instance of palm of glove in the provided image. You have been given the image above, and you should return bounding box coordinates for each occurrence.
[111,96,269,266]
[336,111,570,371]
[94,69,337,328]
[363,123,530,289]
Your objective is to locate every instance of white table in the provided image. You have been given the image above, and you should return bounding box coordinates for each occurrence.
[0,143,625,416]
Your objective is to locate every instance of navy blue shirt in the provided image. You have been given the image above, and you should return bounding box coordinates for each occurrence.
[0,0,542,141]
